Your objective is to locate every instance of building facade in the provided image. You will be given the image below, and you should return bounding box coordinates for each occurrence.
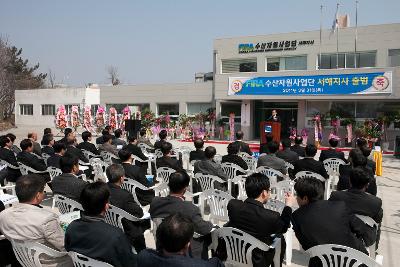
[214,23,400,144]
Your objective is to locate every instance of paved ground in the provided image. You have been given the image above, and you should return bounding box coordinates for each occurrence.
[2,126,399,266]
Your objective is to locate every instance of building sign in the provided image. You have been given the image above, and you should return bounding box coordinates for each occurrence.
[238,40,314,54]
[228,72,392,96]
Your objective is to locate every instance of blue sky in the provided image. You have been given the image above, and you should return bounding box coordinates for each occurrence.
[1,0,399,86]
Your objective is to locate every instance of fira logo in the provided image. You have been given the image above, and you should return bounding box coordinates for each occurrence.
[238,44,254,53]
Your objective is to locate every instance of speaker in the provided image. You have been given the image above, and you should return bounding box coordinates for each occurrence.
[125,119,141,139]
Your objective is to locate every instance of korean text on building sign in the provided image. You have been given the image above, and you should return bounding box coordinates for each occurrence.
[228,72,392,96]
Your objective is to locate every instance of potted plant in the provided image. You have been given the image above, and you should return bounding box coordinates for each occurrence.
[341,118,355,147]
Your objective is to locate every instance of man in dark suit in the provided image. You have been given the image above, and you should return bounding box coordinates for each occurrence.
[154,129,168,151]
[137,128,154,148]
[0,135,21,184]
[112,129,127,148]
[119,149,155,206]
[221,142,248,171]
[194,146,229,189]
[47,142,66,169]
[330,167,382,247]
[41,134,55,156]
[106,164,147,252]
[337,149,377,196]
[77,131,100,156]
[28,132,42,156]
[259,133,273,154]
[5,133,21,155]
[52,155,88,202]
[232,131,252,155]
[95,129,108,145]
[65,182,137,267]
[58,128,73,145]
[292,177,368,267]
[292,144,328,179]
[66,139,89,163]
[156,142,184,171]
[189,139,206,162]
[257,141,287,176]
[98,135,119,156]
[290,136,306,157]
[41,128,52,145]
[267,109,280,122]
[124,136,148,161]
[149,171,214,259]
[226,173,295,267]
[17,139,50,183]
[138,213,223,267]
[319,138,346,162]
[276,138,299,164]
[361,147,376,175]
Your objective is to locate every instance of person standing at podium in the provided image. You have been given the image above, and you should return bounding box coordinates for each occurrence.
[267,109,280,122]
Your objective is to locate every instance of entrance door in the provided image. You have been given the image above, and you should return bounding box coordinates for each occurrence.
[254,101,298,139]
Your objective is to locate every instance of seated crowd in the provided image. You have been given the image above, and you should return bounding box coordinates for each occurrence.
[0,127,383,267]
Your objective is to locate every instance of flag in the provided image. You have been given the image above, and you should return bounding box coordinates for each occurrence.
[338,14,350,28]
[331,4,339,35]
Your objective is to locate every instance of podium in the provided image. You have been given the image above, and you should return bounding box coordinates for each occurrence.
[125,119,141,139]
[260,121,281,143]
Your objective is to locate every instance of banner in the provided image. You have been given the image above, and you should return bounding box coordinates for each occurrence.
[228,72,392,96]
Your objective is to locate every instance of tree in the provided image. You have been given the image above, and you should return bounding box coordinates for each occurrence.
[0,37,47,120]
[48,68,56,88]
[107,65,120,85]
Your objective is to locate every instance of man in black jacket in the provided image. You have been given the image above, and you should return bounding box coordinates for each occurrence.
[124,136,148,161]
[221,142,248,171]
[292,144,328,180]
[290,136,305,157]
[66,139,89,163]
[276,138,299,164]
[95,129,109,145]
[232,131,252,155]
[226,173,295,267]
[360,146,376,175]
[292,177,368,267]
[119,149,155,206]
[65,182,137,267]
[0,135,21,183]
[28,132,42,156]
[319,138,346,162]
[189,139,206,162]
[17,139,50,183]
[106,164,147,252]
[149,171,214,259]
[41,134,55,156]
[156,142,184,171]
[330,167,382,247]
[112,129,127,148]
[77,131,100,156]
[138,213,224,267]
[47,142,66,169]
[52,155,88,202]
[154,129,168,151]
[259,134,273,154]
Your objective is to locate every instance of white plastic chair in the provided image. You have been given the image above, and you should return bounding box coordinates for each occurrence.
[137,142,152,152]
[221,162,247,194]
[256,166,285,186]
[238,152,257,171]
[154,149,163,158]
[81,149,99,160]
[0,185,18,206]
[194,173,225,192]
[69,251,113,267]
[230,175,247,200]
[100,151,119,166]
[264,199,286,214]
[47,166,62,181]
[52,194,84,214]
[285,161,294,173]
[306,244,382,267]
[17,162,48,176]
[214,154,222,165]
[41,153,51,165]
[131,155,152,175]
[274,180,295,202]
[121,178,153,208]
[156,167,175,183]
[104,204,141,233]
[356,214,380,259]
[211,227,282,267]
[10,239,68,267]
[295,171,330,200]
[153,183,170,197]
[90,158,107,182]
[200,189,234,225]
[323,158,346,192]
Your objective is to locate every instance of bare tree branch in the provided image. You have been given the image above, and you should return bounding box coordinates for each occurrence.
[107,65,120,86]
[48,68,56,88]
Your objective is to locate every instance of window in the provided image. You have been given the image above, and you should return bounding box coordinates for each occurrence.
[20,104,33,115]
[318,51,376,69]
[65,104,80,115]
[91,104,99,115]
[41,104,55,116]
[106,104,150,114]
[266,56,307,71]
[187,103,212,115]
[389,49,400,67]
[221,58,257,73]
[158,103,179,116]
[267,58,280,71]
